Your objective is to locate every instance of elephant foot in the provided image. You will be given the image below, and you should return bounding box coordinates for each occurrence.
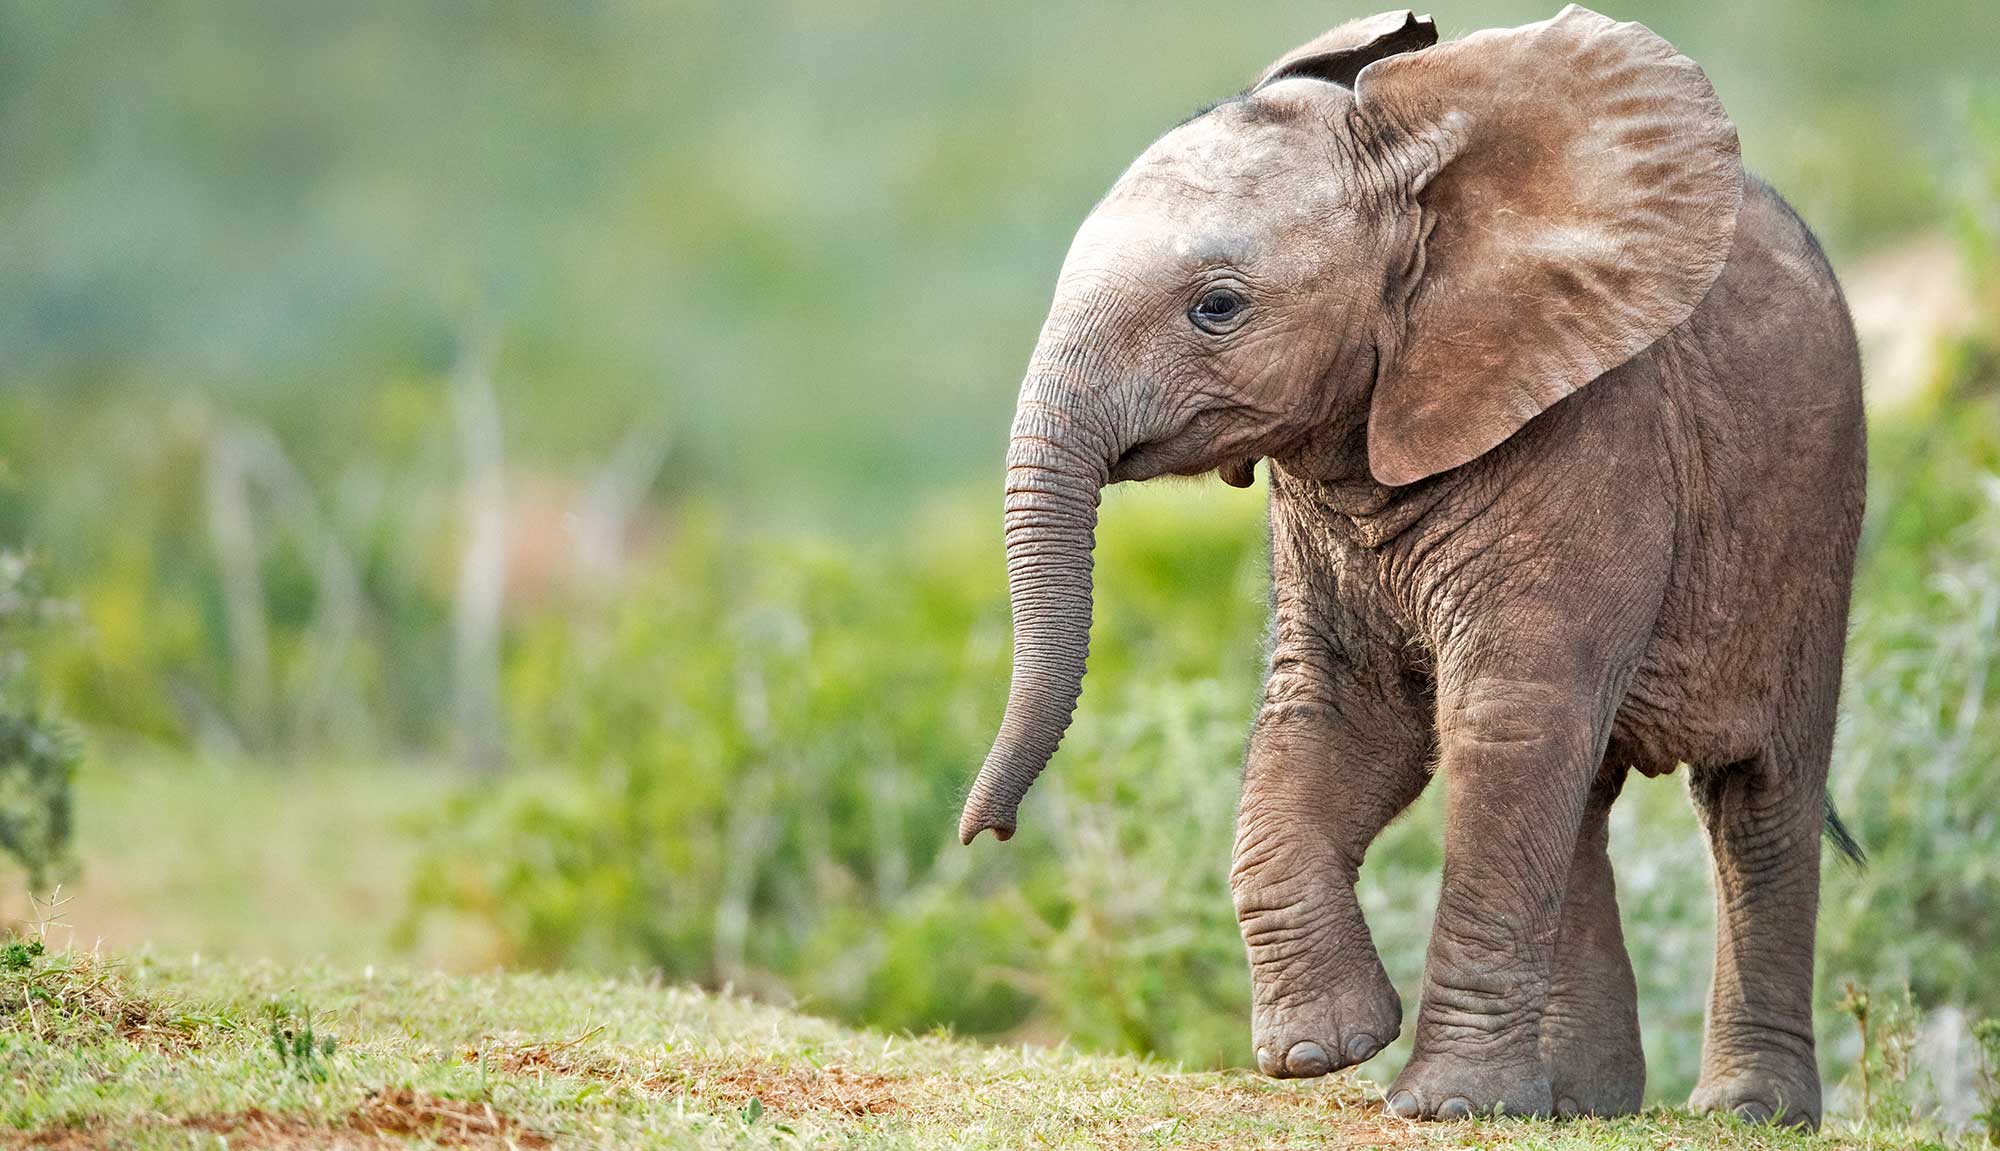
[1542,1003,1645,1117]
[1251,967,1402,1079]
[1689,1064,1821,1130]
[1385,1047,1552,1120]
[1547,1044,1644,1119]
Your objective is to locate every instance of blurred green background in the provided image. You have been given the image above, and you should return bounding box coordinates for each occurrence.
[2,0,1998,1119]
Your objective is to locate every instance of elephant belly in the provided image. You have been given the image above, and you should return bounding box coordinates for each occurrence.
[1608,650,1767,777]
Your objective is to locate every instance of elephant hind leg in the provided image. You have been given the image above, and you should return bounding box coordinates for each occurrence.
[1542,761,1645,1118]
[1686,699,1835,1128]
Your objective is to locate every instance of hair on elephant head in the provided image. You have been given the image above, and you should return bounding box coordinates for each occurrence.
[959,6,1742,845]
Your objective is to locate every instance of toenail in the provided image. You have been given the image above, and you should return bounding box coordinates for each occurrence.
[1556,1096,1580,1119]
[1345,1034,1381,1063]
[1436,1096,1473,1121]
[1736,1101,1774,1124]
[1285,1040,1330,1077]
[1386,1090,1420,1119]
[1255,1045,1278,1076]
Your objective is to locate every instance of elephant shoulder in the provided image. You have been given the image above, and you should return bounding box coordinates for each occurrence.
[1670,172,1864,424]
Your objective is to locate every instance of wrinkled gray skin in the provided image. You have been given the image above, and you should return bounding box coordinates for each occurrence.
[958,6,1864,1128]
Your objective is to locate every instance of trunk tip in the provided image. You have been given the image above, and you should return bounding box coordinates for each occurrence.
[958,805,1018,846]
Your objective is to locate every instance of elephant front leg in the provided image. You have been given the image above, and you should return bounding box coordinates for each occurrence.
[1387,680,1616,1120]
[1233,696,1431,1078]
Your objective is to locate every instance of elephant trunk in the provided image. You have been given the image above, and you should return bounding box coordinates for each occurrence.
[959,372,1113,845]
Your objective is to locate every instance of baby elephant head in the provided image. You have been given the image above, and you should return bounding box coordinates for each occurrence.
[960,5,1743,844]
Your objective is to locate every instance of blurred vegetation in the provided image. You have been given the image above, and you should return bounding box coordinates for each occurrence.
[408,490,1271,1062]
[0,550,78,891]
[0,0,1997,1127]
[2,0,1996,755]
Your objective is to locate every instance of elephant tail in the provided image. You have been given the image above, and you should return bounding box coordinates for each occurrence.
[1824,797,1866,867]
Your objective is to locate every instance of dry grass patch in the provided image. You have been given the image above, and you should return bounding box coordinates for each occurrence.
[0,937,199,1052]
[486,1038,912,1117]
[10,1090,550,1151]
[666,1059,911,1118]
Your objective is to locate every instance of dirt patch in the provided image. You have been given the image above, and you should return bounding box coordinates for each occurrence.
[471,1034,1443,1147]
[487,1035,1435,1140]
[674,1060,910,1117]
[10,1090,551,1151]
[341,1087,551,1147]
[489,1040,910,1118]
[478,1041,1425,1146]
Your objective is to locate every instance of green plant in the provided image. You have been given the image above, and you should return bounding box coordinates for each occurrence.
[1974,1017,2000,1145]
[265,1000,339,1082]
[1838,983,1926,1126]
[1,933,44,975]
[1838,983,1876,1116]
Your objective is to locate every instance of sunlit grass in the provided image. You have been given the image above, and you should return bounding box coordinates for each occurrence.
[2,945,1972,1149]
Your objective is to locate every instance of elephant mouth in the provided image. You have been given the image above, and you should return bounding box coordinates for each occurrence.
[1110,439,1259,487]
[1109,440,1164,483]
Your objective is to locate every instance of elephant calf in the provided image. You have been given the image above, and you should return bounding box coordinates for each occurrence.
[957,5,1864,1128]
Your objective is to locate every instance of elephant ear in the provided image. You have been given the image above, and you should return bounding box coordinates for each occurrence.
[1354,5,1742,487]
[1254,10,1438,91]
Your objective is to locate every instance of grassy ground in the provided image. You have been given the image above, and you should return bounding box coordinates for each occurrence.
[0,944,1968,1151]
[0,756,467,970]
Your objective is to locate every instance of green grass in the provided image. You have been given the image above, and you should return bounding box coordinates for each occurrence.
[0,944,1974,1150]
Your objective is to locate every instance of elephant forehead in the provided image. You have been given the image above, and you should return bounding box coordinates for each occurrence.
[1059,208,1257,278]
[1122,111,1310,199]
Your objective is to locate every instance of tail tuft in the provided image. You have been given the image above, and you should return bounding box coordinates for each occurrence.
[1824,797,1865,867]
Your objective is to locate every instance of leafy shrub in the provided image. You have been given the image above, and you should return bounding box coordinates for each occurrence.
[0,550,79,892]
[5,392,468,758]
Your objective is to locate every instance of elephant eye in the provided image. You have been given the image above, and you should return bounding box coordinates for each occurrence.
[1189,287,1247,334]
